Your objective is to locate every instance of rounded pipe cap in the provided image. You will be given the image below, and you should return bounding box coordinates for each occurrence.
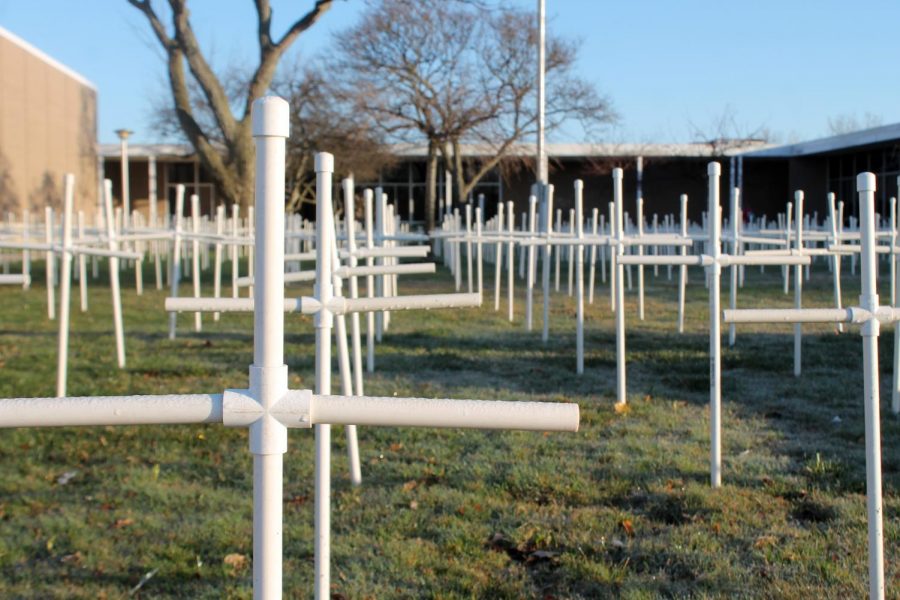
[316,152,334,173]
[857,172,876,192]
[251,96,290,138]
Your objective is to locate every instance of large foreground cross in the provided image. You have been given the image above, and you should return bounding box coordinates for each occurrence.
[724,172,889,600]
[0,97,579,599]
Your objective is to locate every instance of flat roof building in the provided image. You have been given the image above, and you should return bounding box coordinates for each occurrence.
[743,124,900,220]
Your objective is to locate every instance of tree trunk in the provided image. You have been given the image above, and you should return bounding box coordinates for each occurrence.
[425,141,438,232]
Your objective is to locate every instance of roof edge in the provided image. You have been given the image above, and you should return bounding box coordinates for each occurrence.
[0,25,97,91]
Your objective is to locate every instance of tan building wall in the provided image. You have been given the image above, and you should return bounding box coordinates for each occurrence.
[0,26,97,216]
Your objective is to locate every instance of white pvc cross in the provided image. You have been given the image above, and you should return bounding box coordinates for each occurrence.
[618,163,809,489]
[724,172,889,600]
[0,95,583,600]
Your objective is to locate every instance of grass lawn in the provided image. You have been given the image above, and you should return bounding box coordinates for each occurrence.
[0,256,897,598]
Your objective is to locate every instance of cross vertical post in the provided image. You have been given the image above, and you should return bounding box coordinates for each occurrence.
[103,180,126,367]
[793,190,804,376]
[613,168,627,404]
[313,152,335,600]
[575,179,585,374]
[167,186,185,338]
[707,163,723,488]
[56,174,75,397]
[542,184,554,341]
[677,194,689,333]
[507,201,514,321]
[249,97,290,599]
[724,172,887,598]
[858,172,885,600]
[636,196,644,320]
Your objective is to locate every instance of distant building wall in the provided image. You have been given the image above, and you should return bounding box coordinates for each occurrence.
[504,156,760,225]
[0,27,98,216]
[102,155,220,219]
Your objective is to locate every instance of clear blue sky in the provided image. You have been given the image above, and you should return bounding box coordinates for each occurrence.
[2,0,898,145]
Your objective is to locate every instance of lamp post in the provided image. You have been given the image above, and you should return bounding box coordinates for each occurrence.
[115,129,133,229]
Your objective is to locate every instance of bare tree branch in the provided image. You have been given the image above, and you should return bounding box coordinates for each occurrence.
[129,0,333,211]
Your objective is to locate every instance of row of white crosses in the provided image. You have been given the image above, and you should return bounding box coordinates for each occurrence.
[439,182,693,375]
[521,177,695,374]
[0,175,142,395]
[724,172,890,600]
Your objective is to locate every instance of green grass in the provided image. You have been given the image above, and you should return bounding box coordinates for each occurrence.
[0,256,898,598]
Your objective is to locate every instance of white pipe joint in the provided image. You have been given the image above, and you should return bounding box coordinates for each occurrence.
[223,365,308,454]
[251,365,290,454]
[859,294,880,337]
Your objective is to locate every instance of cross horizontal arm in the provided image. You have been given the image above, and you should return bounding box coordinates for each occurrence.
[618,255,706,267]
[338,292,481,313]
[0,241,142,260]
[115,231,176,243]
[313,394,579,431]
[336,263,435,278]
[621,235,694,247]
[745,248,836,257]
[0,274,30,285]
[829,244,891,255]
[165,292,482,315]
[236,263,436,288]
[723,306,900,324]
[0,394,224,428]
[166,297,315,313]
[0,391,578,432]
[285,247,430,263]
[721,254,811,266]
[515,236,614,247]
[341,246,431,259]
[285,251,316,261]
[617,254,810,267]
[724,234,789,246]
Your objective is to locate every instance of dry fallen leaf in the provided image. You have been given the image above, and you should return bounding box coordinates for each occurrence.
[614,402,630,415]
[620,519,635,537]
[402,480,418,492]
[754,535,778,549]
[112,518,134,529]
[224,553,248,571]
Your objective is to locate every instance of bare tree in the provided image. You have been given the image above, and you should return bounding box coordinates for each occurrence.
[127,0,334,211]
[827,112,884,136]
[442,8,612,210]
[687,105,772,156]
[331,0,614,231]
